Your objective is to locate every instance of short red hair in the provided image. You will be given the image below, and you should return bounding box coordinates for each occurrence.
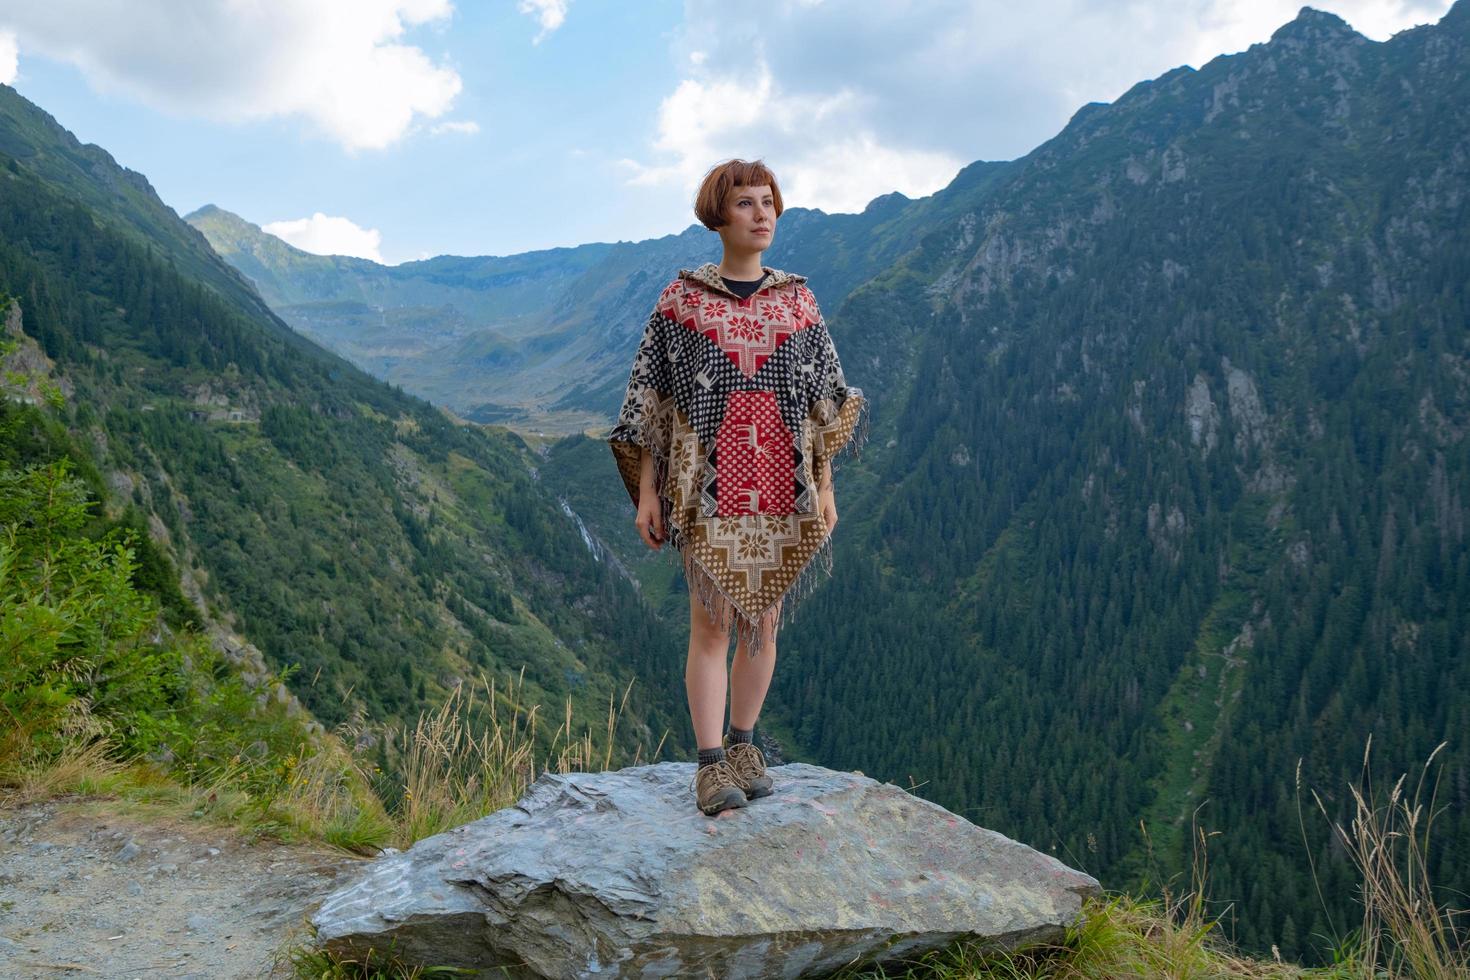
[694,159,785,231]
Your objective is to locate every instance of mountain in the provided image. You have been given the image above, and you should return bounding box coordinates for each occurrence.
[546,2,1470,962]
[0,82,687,760]
[781,3,1470,960]
[186,172,998,431]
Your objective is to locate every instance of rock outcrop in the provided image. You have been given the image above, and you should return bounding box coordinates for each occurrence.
[312,762,1100,979]
[1,300,72,405]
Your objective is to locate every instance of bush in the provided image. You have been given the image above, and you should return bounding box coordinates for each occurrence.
[0,459,160,766]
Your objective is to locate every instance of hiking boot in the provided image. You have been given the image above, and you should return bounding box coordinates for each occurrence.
[692,758,748,816]
[723,735,774,799]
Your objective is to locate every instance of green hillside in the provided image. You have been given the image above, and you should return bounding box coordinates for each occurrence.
[0,86,687,764]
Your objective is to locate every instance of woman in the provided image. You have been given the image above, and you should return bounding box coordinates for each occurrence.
[607,158,866,816]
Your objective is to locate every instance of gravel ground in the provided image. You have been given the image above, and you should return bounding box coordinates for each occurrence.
[0,798,362,979]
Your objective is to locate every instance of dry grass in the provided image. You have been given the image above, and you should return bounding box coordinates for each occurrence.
[836,891,1329,980]
[260,739,394,852]
[0,736,127,804]
[1311,738,1468,980]
[386,671,539,847]
[377,668,659,849]
[3,666,661,861]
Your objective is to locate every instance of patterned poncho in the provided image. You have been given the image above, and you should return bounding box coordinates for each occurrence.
[608,262,866,652]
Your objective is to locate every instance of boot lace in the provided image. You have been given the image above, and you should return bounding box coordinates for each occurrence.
[692,758,741,796]
[727,742,766,784]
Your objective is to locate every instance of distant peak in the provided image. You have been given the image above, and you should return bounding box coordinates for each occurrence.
[184,204,258,232]
[1290,5,1353,29]
[863,190,911,214]
[1269,6,1361,44]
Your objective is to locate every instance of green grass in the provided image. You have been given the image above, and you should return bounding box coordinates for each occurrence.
[290,942,478,979]
[1133,494,1282,874]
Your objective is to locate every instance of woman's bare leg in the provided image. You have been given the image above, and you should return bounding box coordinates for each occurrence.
[686,590,731,750]
[729,610,777,731]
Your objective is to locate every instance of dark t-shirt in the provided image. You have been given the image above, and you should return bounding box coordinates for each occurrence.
[721,272,769,300]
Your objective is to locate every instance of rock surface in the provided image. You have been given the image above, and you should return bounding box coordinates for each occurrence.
[313,762,1100,979]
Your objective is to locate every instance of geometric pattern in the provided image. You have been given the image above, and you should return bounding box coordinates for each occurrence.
[685,511,829,612]
[656,273,820,377]
[715,390,795,515]
[607,262,866,650]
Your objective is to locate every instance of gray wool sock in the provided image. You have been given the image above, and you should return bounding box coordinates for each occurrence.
[728,726,754,746]
[697,746,726,768]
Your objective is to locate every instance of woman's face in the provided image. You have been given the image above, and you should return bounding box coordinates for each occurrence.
[719,183,777,255]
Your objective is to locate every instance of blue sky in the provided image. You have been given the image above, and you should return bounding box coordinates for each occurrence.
[0,0,1453,263]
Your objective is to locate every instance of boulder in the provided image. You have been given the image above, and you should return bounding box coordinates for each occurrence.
[312,762,1099,978]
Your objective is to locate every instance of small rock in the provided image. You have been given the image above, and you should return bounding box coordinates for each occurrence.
[206,847,221,857]
[126,879,143,897]
[115,840,142,863]
[186,913,212,933]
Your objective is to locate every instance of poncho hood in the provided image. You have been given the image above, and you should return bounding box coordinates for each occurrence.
[676,262,807,299]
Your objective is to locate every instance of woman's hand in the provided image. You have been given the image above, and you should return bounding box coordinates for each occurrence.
[636,493,664,549]
[819,459,837,532]
[636,448,664,550]
[820,489,838,533]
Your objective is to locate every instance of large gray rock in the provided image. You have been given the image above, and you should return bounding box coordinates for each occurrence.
[312,763,1099,978]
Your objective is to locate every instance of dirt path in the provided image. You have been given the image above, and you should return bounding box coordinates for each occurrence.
[0,797,363,979]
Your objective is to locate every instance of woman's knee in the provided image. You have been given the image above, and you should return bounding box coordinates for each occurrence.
[689,590,731,631]
[688,612,729,655]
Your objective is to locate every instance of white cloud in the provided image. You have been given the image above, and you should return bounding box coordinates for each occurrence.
[263,213,386,263]
[625,0,1451,216]
[785,136,961,215]
[621,54,962,214]
[0,1,461,152]
[0,31,17,84]
[430,119,480,135]
[518,0,570,44]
